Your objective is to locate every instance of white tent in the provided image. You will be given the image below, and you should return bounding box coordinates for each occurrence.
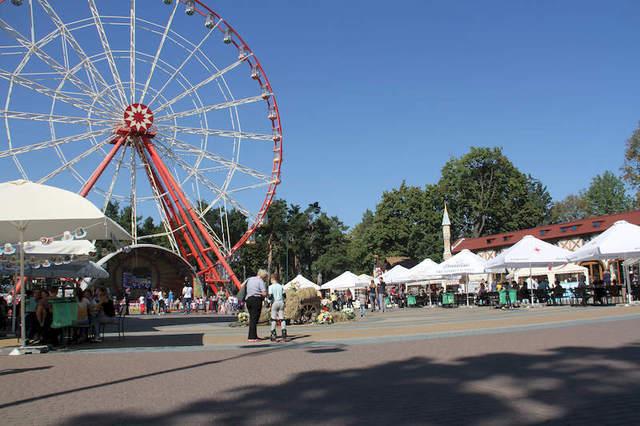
[284,274,320,290]
[569,220,640,303]
[569,220,640,261]
[0,180,131,350]
[485,235,571,305]
[435,249,487,275]
[435,250,487,306]
[406,258,440,282]
[320,271,362,291]
[381,265,410,284]
[486,235,571,270]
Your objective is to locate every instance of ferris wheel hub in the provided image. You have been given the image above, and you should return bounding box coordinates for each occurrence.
[123,103,154,135]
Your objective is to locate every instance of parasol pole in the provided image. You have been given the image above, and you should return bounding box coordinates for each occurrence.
[529,264,535,307]
[19,227,26,348]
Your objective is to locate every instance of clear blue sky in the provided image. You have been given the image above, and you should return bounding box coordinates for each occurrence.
[215,0,640,227]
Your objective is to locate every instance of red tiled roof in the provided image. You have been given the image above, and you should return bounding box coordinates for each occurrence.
[452,210,640,253]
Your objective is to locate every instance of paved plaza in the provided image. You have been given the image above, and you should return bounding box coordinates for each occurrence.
[2,306,640,425]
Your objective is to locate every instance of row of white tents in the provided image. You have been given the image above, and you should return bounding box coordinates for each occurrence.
[289,220,640,305]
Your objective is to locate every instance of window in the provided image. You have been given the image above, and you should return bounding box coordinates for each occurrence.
[592,221,602,229]
[539,229,549,236]
[486,238,495,244]
[503,235,511,242]
[571,225,577,231]
[560,226,568,233]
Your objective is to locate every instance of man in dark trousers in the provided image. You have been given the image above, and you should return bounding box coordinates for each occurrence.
[245,269,268,342]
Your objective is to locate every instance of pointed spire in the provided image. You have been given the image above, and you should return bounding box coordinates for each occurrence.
[442,202,451,226]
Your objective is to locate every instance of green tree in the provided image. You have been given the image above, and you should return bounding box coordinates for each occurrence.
[583,171,633,216]
[437,147,551,238]
[623,122,640,201]
[550,194,588,224]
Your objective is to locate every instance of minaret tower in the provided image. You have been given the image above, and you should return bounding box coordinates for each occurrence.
[442,202,452,260]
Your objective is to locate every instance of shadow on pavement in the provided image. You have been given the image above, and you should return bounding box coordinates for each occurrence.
[0,366,52,376]
[122,314,235,333]
[53,342,640,425]
[69,333,206,351]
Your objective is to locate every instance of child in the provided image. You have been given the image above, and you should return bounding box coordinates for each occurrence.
[358,291,367,318]
[268,273,287,342]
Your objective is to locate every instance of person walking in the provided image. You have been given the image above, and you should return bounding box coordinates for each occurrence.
[358,290,367,318]
[245,269,268,342]
[377,277,387,312]
[268,272,287,342]
[368,280,376,313]
[181,280,193,314]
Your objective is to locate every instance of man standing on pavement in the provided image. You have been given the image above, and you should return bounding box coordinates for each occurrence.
[182,279,193,314]
[377,277,387,312]
[268,272,287,342]
[245,269,268,342]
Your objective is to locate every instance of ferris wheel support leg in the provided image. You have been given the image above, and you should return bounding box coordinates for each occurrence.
[138,142,213,275]
[79,136,125,197]
[135,143,203,269]
[141,137,242,290]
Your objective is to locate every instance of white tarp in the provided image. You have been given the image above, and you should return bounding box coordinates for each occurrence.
[486,235,571,270]
[320,271,363,291]
[569,220,640,261]
[406,258,440,281]
[435,249,487,275]
[284,274,320,290]
[381,265,410,283]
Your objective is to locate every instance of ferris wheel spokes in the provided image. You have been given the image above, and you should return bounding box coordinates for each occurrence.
[35,0,123,110]
[155,124,273,141]
[86,0,128,107]
[138,1,178,105]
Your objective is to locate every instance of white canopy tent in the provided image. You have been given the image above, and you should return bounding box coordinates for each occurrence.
[486,235,571,305]
[0,180,131,349]
[405,258,441,284]
[358,273,373,284]
[284,274,320,291]
[569,220,640,303]
[434,250,487,306]
[381,265,410,284]
[320,271,363,291]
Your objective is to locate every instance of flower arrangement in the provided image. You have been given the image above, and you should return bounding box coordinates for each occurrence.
[237,311,249,325]
[341,307,355,320]
[316,312,333,324]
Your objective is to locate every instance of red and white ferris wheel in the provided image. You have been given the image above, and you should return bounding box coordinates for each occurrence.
[0,0,283,290]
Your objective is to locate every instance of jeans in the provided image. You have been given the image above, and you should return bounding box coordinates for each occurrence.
[378,294,386,312]
[183,298,192,314]
[369,296,376,312]
[245,296,263,340]
[359,305,365,317]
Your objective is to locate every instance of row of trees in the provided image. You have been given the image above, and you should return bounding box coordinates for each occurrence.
[100,121,640,283]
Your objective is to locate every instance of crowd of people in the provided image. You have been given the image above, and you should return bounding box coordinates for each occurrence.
[122,284,242,316]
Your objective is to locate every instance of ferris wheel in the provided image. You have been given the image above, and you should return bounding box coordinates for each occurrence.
[0,0,283,290]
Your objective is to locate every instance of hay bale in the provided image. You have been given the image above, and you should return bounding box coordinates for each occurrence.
[259,304,271,323]
[285,290,301,320]
[297,287,318,302]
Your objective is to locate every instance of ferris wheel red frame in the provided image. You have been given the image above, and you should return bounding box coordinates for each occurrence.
[0,0,284,291]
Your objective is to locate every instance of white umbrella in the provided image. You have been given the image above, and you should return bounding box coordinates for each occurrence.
[569,220,640,303]
[381,265,410,284]
[320,271,362,291]
[569,220,640,261]
[486,235,571,305]
[0,180,131,349]
[284,274,320,290]
[435,250,487,306]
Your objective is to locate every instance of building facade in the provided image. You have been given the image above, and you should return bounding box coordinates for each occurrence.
[445,210,640,281]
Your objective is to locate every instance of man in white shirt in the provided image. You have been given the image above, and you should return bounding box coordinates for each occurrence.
[182,280,193,314]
